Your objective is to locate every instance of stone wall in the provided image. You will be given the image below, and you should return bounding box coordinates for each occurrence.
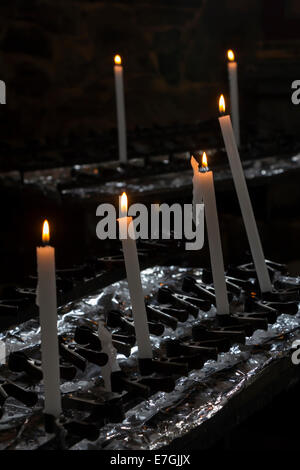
[0,0,300,162]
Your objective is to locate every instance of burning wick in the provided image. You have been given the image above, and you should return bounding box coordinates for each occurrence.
[227,49,235,62]
[120,191,128,218]
[114,54,122,65]
[219,94,226,116]
[200,152,209,172]
[42,220,50,245]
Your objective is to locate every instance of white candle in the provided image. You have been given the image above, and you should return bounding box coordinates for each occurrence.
[218,95,272,293]
[98,321,120,392]
[114,54,127,164]
[191,154,229,315]
[36,220,61,417]
[118,193,152,359]
[227,50,240,147]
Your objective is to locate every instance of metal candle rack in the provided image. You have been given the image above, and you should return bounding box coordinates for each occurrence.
[0,258,299,449]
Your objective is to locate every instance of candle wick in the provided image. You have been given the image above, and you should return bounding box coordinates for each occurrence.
[199,165,209,173]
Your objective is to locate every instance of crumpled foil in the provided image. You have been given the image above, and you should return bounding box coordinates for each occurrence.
[61,153,300,200]
[0,266,299,450]
[11,152,300,200]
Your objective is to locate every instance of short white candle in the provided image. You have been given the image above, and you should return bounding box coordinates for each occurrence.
[114,54,127,164]
[227,50,240,147]
[218,95,272,293]
[191,154,229,315]
[36,220,61,417]
[118,193,152,359]
[98,321,120,392]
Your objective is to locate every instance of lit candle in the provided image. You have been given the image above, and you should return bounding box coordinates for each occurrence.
[114,54,127,164]
[227,50,240,147]
[36,220,61,417]
[117,193,152,359]
[218,95,272,293]
[191,154,230,315]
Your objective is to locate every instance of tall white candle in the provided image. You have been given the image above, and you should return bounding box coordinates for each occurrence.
[36,220,61,417]
[191,154,229,315]
[118,193,152,359]
[227,50,240,147]
[114,54,127,164]
[218,95,272,293]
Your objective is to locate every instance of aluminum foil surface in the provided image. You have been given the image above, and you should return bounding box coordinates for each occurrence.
[0,266,299,450]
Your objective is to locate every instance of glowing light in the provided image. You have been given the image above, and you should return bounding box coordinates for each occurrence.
[114,54,122,65]
[42,220,50,244]
[219,94,226,114]
[202,152,208,169]
[120,192,128,214]
[227,49,235,62]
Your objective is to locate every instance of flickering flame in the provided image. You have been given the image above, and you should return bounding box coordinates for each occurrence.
[219,94,225,114]
[202,152,208,169]
[227,49,235,62]
[42,220,50,244]
[114,54,122,65]
[190,155,199,172]
[120,192,128,213]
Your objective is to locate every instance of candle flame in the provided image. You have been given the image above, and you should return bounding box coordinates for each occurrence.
[219,94,225,114]
[190,155,199,172]
[120,192,128,213]
[227,49,235,61]
[202,152,208,169]
[114,54,122,65]
[42,220,50,244]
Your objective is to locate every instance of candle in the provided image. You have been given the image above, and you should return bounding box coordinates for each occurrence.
[191,154,230,315]
[36,220,61,417]
[98,321,120,392]
[227,50,240,147]
[118,193,152,359]
[218,95,272,293]
[114,54,127,164]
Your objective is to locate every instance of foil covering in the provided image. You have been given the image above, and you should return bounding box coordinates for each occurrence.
[0,266,299,450]
[2,153,298,199]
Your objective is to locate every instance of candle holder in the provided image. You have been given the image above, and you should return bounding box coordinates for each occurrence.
[106,309,164,337]
[59,339,87,371]
[146,304,178,330]
[159,306,189,322]
[74,324,132,357]
[0,380,38,417]
[216,313,268,332]
[138,358,189,377]
[43,413,99,445]
[243,298,278,323]
[194,337,231,353]
[157,286,209,317]
[62,391,125,423]
[164,338,218,363]
[8,351,77,381]
[192,325,246,345]
[182,276,217,303]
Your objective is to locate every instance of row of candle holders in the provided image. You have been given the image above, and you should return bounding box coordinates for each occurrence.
[0,258,299,448]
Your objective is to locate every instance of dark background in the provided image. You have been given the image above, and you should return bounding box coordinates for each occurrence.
[0,1,299,281]
[0,1,300,451]
[0,0,300,169]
